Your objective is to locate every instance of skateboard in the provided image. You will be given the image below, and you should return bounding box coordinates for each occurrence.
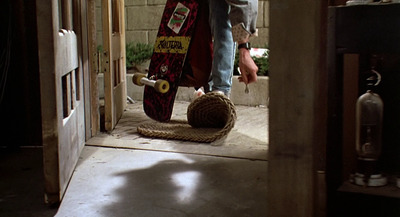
[132,0,212,122]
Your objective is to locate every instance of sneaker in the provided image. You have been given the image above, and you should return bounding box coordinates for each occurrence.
[212,90,230,98]
[193,88,205,101]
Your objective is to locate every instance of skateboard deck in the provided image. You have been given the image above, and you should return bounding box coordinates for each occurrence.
[141,0,211,122]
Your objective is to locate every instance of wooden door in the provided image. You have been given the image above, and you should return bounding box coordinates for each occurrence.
[102,0,127,131]
[36,0,87,204]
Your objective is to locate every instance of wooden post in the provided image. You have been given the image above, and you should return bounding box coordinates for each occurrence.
[268,1,328,216]
[87,0,100,136]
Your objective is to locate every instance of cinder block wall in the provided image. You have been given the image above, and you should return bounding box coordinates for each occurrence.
[96,0,269,47]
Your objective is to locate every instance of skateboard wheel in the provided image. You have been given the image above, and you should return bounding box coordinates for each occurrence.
[154,79,169,93]
[132,73,146,86]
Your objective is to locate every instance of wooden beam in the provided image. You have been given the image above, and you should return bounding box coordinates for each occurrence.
[268,1,327,216]
[87,0,100,136]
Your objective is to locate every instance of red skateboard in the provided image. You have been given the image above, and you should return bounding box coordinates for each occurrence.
[132,0,212,122]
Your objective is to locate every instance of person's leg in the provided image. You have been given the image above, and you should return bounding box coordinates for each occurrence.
[207,0,235,96]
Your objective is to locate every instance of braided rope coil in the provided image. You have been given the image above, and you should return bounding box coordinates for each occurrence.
[137,92,237,143]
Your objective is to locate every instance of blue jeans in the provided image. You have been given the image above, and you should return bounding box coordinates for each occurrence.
[207,0,235,96]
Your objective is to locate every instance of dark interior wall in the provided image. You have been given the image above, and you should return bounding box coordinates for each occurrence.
[0,0,42,148]
[330,0,347,5]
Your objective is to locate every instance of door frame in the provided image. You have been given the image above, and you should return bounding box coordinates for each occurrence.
[102,0,127,132]
[36,0,94,204]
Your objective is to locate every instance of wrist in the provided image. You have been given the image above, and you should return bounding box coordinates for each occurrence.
[239,48,252,63]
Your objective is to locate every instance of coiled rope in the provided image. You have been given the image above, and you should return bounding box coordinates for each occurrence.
[137,92,237,143]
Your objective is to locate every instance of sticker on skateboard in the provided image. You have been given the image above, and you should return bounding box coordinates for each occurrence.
[168,3,190,34]
[154,36,191,54]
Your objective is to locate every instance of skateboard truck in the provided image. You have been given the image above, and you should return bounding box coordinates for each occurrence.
[132,73,170,94]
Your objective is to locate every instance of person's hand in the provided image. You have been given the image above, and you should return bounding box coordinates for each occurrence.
[237,48,258,84]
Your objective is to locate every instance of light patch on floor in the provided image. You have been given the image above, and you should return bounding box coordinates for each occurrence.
[171,171,201,204]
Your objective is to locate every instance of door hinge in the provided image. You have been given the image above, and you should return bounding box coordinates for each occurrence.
[101,50,109,74]
[93,51,103,74]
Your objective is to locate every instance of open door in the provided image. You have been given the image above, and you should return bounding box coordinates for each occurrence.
[102,0,127,131]
[36,0,87,204]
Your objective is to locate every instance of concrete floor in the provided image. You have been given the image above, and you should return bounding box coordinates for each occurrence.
[0,100,268,217]
[0,148,59,217]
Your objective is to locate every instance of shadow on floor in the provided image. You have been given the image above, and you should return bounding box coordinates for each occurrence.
[55,146,268,217]
[102,158,267,217]
[0,147,58,217]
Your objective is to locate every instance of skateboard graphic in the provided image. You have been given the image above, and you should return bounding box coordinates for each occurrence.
[133,0,212,122]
